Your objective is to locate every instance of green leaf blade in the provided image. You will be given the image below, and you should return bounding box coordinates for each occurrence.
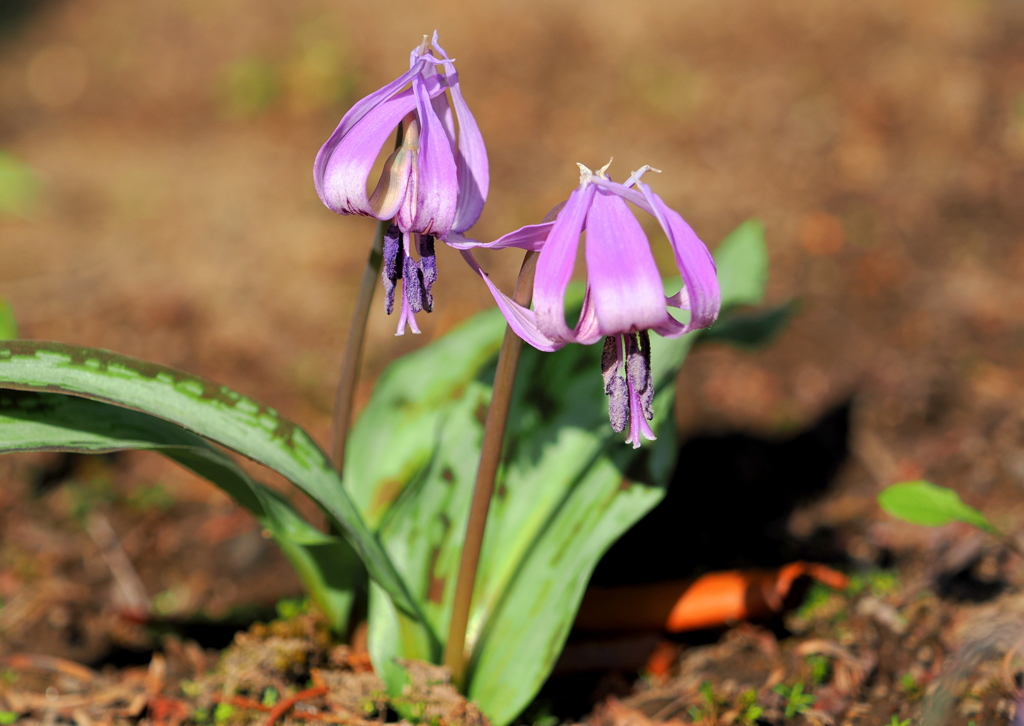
[700,299,799,349]
[713,219,768,308]
[878,480,997,533]
[0,389,362,630]
[0,341,418,619]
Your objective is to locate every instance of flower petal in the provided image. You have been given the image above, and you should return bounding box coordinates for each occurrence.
[313,63,423,199]
[649,289,694,337]
[449,88,489,233]
[584,188,670,336]
[427,34,488,233]
[459,251,562,352]
[572,285,602,345]
[533,185,595,343]
[396,76,458,236]
[443,221,555,251]
[316,88,418,216]
[366,118,415,220]
[637,182,721,333]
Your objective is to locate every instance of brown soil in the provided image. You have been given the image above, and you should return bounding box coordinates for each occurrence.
[3,0,1024,724]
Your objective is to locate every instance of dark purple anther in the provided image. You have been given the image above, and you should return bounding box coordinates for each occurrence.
[403,253,423,314]
[602,336,629,433]
[624,331,654,426]
[637,330,654,420]
[418,234,437,312]
[382,224,403,314]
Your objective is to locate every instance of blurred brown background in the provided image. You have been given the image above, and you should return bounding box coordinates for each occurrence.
[2,0,1024,663]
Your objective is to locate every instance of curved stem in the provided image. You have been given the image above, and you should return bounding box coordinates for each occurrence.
[330,221,386,472]
[444,250,539,688]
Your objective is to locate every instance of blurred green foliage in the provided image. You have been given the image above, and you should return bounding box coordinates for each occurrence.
[220,58,282,118]
[879,480,997,533]
[0,151,40,218]
[0,300,18,340]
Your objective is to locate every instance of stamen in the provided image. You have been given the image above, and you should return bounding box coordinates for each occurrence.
[623,333,657,447]
[403,254,423,314]
[577,158,615,184]
[638,330,654,420]
[418,234,437,313]
[381,224,403,315]
[624,165,662,189]
[602,335,629,434]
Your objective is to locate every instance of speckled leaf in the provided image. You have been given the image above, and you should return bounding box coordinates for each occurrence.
[348,220,770,724]
[0,389,362,631]
[0,341,418,620]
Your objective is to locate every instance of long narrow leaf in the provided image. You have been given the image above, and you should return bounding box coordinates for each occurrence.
[0,343,418,619]
[0,389,362,630]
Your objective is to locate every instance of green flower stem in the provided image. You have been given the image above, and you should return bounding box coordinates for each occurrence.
[444,250,539,688]
[329,220,386,472]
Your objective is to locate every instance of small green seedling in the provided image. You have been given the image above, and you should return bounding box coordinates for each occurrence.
[736,689,764,725]
[262,687,279,707]
[213,703,234,723]
[899,672,922,700]
[0,712,19,725]
[275,597,308,620]
[773,682,815,719]
[806,654,830,685]
[878,481,997,534]
[687,681,725,723]
[888,715,910,726]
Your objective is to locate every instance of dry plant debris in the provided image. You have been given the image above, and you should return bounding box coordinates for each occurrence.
[0,612,488,726]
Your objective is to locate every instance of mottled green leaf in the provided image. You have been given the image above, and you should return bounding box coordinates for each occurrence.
[700,299,799,349]
[878,480,998,533]
[0,300,17,340]
[348,220,770,724]
[0,341,418,619]
[0,389,361,630]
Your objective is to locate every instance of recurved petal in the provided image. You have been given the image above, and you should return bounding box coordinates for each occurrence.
[396,76,458,235]
[533,185,595,343]
[443,221,555,251]
[637,182,721,333]
[584,189,669,336]
[316,88,418,216]
[447,82,488,233]
[459,251,563,352]
[572,286,603,346]
[650,288,693,337]
[427,34,488,234]
[313,63,423,188]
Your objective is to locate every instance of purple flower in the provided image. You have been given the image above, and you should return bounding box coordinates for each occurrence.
[451,161,721,447]
[313,32,488,334]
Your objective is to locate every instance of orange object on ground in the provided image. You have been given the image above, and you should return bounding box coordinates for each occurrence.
[575,562,848,633]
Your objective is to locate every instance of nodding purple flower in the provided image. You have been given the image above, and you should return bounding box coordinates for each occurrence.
[313,32,488,335]
[450,160,721,447]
